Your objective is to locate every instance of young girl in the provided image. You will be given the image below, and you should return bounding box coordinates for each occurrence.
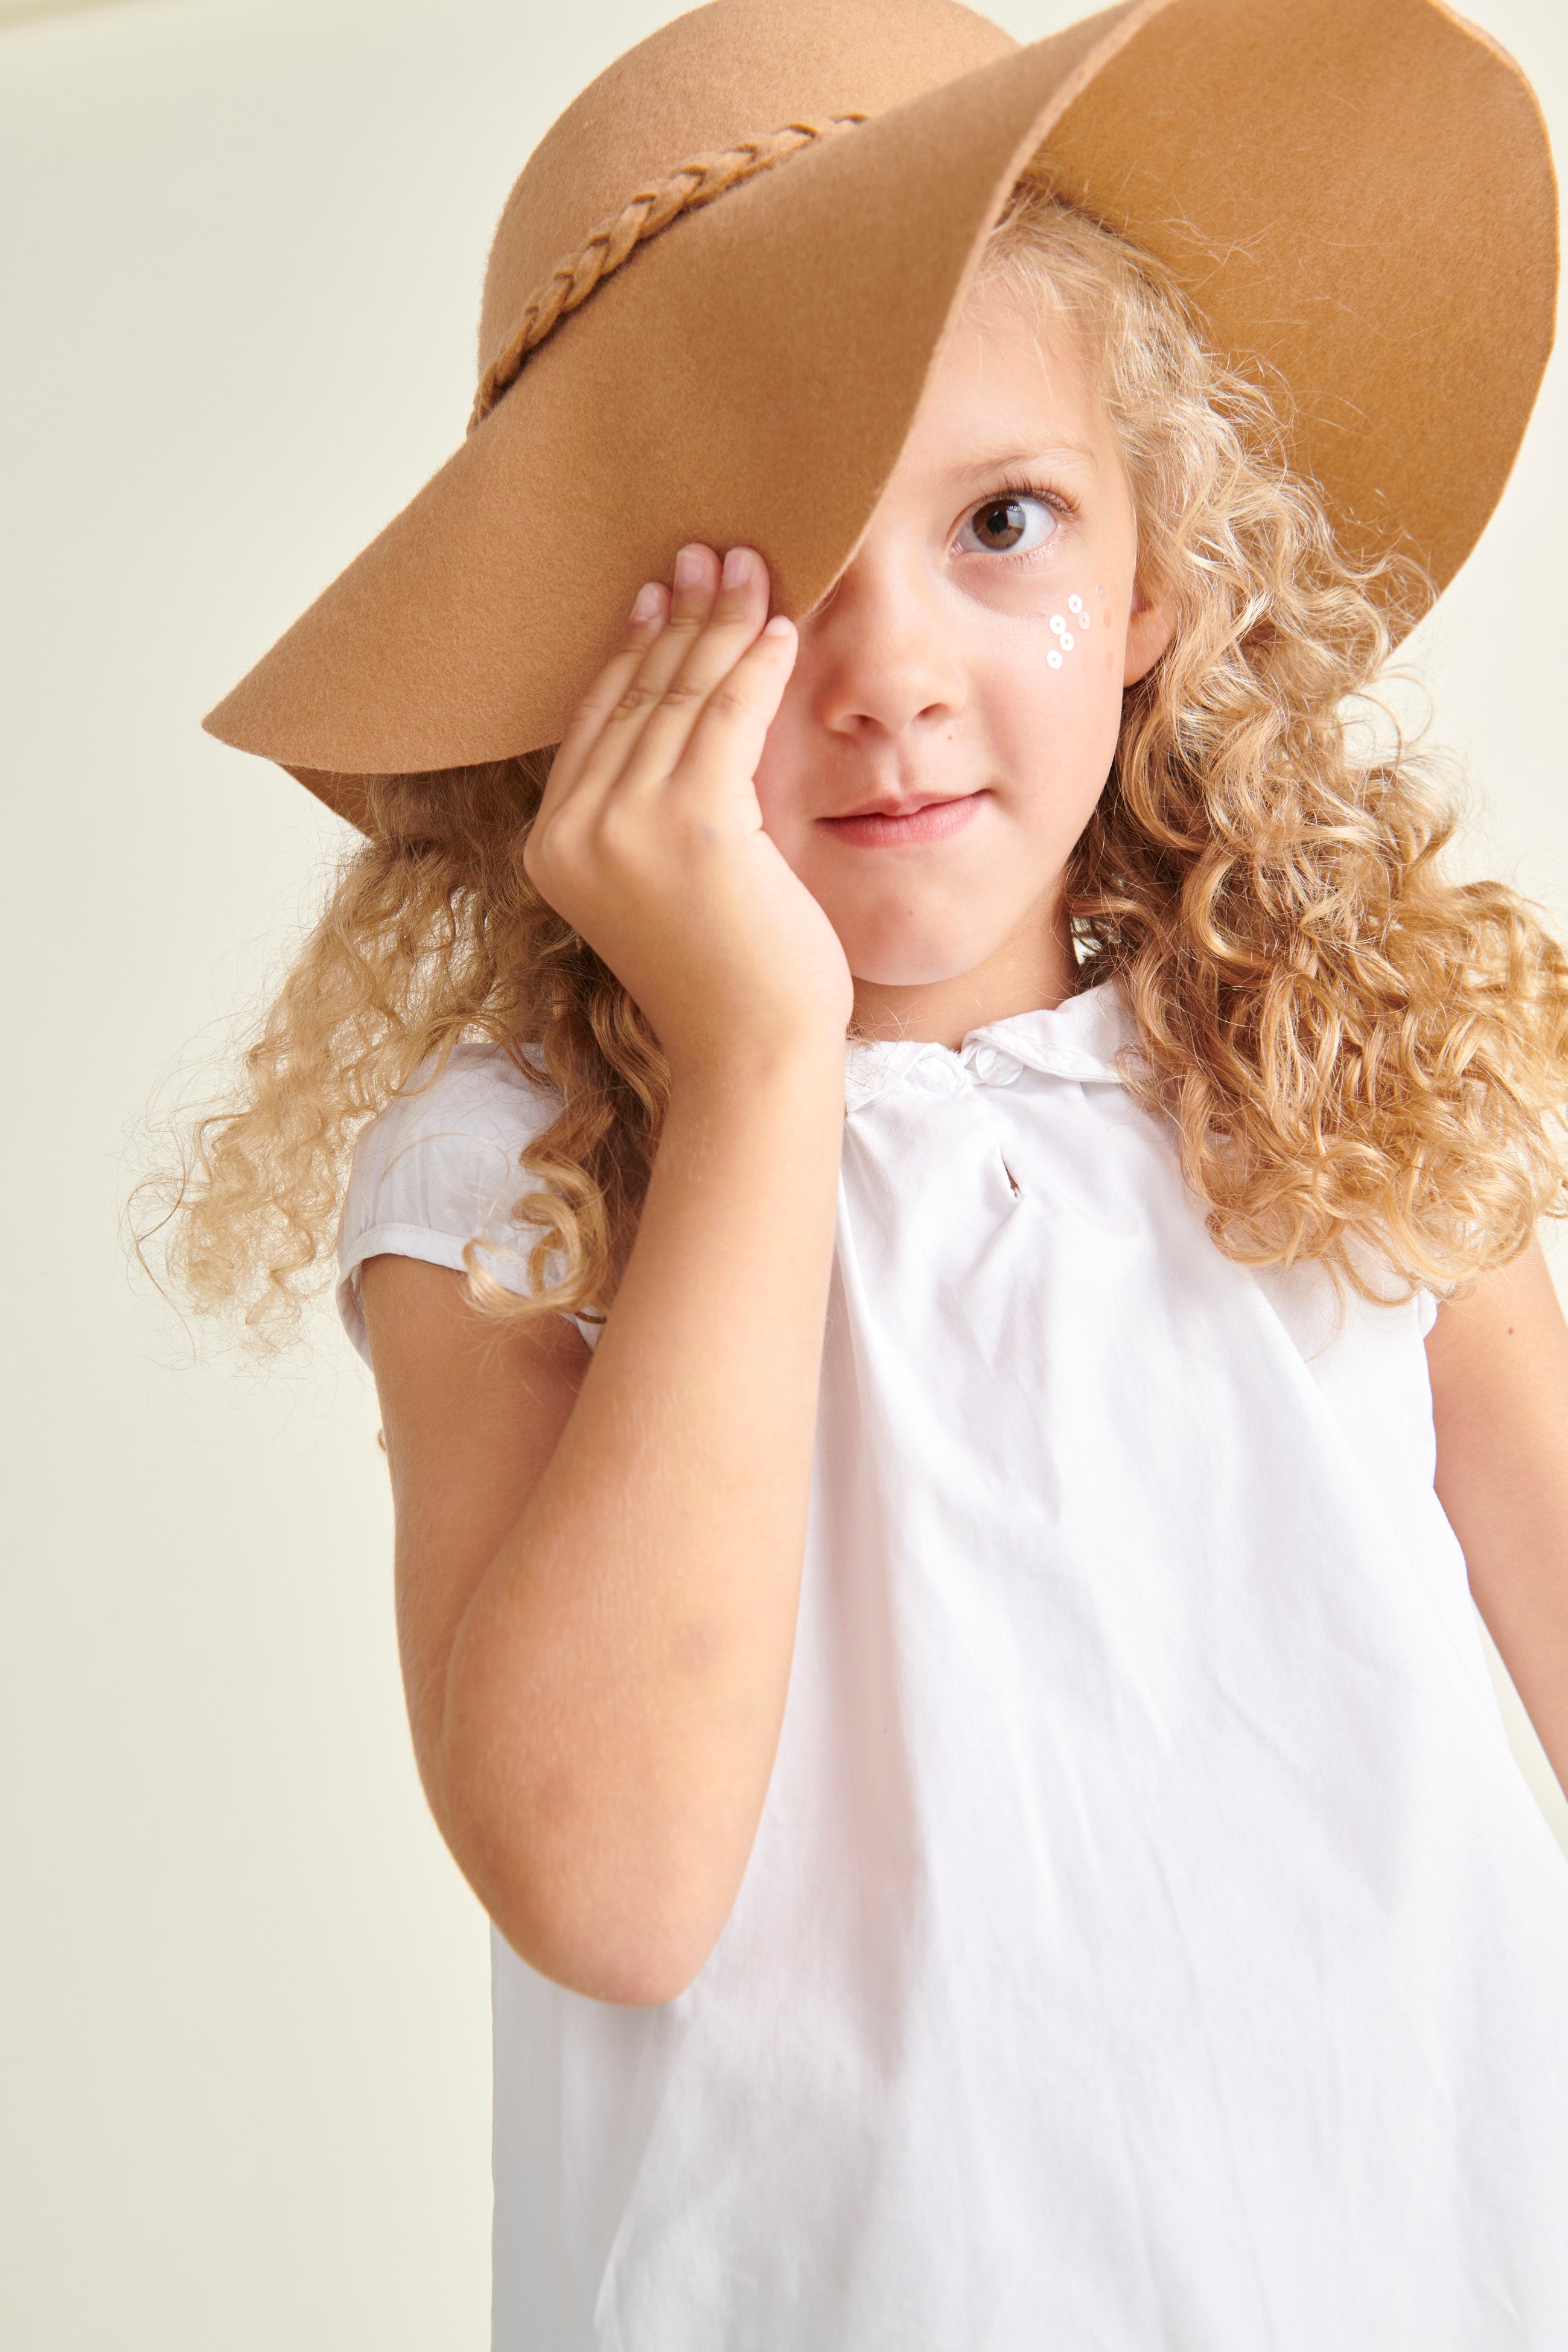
[156,0,1568,2340]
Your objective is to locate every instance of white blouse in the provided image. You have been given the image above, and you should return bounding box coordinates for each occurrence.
[337,980,1568,2351]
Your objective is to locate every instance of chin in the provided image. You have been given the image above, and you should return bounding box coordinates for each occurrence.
[838,918,1003,990]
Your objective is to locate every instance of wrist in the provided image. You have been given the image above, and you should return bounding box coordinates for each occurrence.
[663,1027,848,1111]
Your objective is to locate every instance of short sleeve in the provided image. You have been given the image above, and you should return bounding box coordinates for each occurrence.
[334,1043,595,1365]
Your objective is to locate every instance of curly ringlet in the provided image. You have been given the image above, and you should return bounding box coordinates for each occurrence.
[138,191,1568,1345]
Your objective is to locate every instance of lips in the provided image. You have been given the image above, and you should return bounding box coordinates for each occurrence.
[817,791,985,848]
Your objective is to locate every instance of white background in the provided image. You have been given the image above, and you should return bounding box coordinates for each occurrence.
[1,0,1564,2342]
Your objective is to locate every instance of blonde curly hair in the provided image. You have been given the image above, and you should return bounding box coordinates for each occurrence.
[137,189,1568,1343]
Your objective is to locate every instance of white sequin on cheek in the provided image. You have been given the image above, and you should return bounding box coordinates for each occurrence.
[1047,602,1086,666]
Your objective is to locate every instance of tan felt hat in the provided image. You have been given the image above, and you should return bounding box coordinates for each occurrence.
[202,0,1558,829]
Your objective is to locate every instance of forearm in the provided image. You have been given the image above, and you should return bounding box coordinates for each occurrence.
[1429,1245,1568,1805]
[1439,1453,1568,1802]
[1474,1561,1568,1804]
[440,1043,845,2001]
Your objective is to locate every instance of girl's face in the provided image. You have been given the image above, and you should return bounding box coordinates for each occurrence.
[754,273,1172,1022]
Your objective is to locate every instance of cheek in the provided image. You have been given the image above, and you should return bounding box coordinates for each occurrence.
[990,594,1124,806]
[1042,590,1095,673]
[1037,584,1126,698]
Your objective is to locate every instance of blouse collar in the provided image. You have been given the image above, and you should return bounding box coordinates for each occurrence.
[843,976,1138,1114]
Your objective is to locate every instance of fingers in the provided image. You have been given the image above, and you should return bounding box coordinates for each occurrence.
[611,546,785,804]
[658,544,771,715]
[672,612,798,812]
[558,544,777,805]
[547,578,675,791]
[610,546,781,797]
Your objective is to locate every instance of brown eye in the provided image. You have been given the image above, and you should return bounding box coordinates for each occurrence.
[955,492,1058,558]
[974,498,1028,549]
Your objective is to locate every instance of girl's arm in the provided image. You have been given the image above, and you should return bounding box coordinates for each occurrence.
[1427,1240,1568,1801]
[360,544,853,2008]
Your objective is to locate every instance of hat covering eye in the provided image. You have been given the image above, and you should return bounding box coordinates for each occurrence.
[200,0,1559,827]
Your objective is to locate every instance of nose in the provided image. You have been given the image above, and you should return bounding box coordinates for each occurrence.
[803,543,967,741]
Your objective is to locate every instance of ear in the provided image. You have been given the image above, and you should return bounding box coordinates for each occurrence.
[1123,575,1175,688]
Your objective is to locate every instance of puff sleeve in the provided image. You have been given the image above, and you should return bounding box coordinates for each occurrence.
[334,1043,596,1363]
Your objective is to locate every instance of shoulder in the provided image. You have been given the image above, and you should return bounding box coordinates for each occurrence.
[336,1043,569,1364]
[350,1041,562,1189]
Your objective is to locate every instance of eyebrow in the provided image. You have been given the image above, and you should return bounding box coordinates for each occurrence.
[952,442,1101,479]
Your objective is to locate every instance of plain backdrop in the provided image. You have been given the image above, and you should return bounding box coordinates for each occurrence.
[1,0,1564,2343]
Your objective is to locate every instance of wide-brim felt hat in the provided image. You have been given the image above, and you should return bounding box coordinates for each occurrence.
[203,0,1558,831]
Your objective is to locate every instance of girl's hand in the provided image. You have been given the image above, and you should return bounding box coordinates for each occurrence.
[525,544,853,1083]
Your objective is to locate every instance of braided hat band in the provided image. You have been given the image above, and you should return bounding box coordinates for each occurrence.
[468,114,868,433]
[201,0,1557,808]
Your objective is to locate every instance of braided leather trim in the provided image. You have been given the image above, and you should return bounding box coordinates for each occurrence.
[468,113,868,432]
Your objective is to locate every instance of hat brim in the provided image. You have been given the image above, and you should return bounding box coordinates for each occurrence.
[203,0,1557,829]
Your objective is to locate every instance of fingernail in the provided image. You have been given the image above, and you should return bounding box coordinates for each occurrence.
[631,582,662,621]
[674,545,705,588]
[763,614,794,638]
[721,547,753,589]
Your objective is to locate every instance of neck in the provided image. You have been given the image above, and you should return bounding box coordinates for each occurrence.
[849,896,1077,1050]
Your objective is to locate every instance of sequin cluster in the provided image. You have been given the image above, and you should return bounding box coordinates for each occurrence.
[1046,593,1089,671]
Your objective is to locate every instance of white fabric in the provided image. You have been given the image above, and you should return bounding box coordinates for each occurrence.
[336,983,1568,2351]
[335,1043,601,1354]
